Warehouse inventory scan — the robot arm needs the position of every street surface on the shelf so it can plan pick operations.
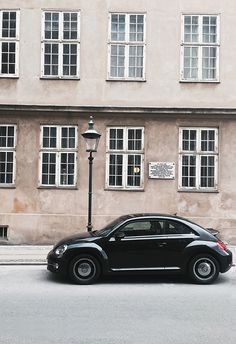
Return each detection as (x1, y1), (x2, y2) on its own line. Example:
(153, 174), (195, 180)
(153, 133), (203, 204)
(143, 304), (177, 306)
(0, 265), (235, 344)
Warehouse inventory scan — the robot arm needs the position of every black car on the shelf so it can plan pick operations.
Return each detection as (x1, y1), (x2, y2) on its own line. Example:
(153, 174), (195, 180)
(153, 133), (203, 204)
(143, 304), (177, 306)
(47, 214), (233, 285)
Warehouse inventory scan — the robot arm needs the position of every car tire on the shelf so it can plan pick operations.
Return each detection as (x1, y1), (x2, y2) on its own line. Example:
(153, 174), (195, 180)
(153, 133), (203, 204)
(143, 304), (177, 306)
(69, 254), (101, 285)
(188, 254), (220, 284)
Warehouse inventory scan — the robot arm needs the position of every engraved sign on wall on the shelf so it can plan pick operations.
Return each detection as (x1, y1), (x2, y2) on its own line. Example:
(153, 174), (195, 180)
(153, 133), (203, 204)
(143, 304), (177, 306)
(149, 162), (175, 179)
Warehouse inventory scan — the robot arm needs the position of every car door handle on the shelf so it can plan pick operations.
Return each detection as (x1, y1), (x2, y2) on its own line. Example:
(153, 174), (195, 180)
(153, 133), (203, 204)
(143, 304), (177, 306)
(158, 242), (167, 247)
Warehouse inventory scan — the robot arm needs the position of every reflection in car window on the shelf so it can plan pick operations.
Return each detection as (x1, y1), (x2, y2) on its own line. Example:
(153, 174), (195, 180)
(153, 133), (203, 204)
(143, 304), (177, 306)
(163, 220), (194, 235)
(95, 216), (129, 236)
(119, 220), (163, 237)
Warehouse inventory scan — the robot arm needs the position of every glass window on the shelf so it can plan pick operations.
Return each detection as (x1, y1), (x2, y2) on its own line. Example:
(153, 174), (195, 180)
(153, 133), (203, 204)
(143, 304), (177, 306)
(108, 13), (146, 80)
(119, 220), (162, 237)
(179, 128), (218, 191)
(0, 125), (16, 186)
(40, 125), (77, 187)
(42, 11), (80, 78)
(181, 15), (219, 81)
(106, 127), (144, 189)
(0, 10), (19, 77)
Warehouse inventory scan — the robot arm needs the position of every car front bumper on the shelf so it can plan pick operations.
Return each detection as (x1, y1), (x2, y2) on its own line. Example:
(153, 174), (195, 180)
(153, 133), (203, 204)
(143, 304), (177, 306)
(47, 250), (67, 275)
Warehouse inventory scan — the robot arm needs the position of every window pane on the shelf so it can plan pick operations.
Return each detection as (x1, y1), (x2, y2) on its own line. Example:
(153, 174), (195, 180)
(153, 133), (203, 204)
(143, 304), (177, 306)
(182, 129), (196, 151)
(110, 45), (125, 77)
(42, 127), (57, 148)
(184, 16), (199, 43)
(200, 156), (215, 188)
(128, 129), (142, 150)
(44, 12), (59, 39)
(111, 14), (125, 41)
(63, 12), (78, 40)
(60, 153), (75, 185)
(109, 154), (123, 186)
(202, 47), (217, 80)
(129, 15), (144, 42)
(183, 47), (198, 79)
(181, 155), (196, 187)
(44, 43), (59, 76)
(2, 11), (17, 38)
(0, 151), (14, 184)
(128, 46), (143, 78)
(203, 16), (217, 43)
(63, 44), (77, 76)
(41, 153), (56, 185)
(127, 154), (141, 187)
(109, 128), (123, 150)
(201, 130), (215, 151)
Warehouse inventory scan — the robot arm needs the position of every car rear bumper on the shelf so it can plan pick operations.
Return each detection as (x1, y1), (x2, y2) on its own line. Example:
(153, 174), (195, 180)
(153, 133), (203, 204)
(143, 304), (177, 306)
(220, 249), (233, 273)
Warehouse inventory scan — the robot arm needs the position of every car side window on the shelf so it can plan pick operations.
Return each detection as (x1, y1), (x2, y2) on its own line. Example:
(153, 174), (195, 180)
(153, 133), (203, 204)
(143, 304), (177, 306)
(163, 220), (194, 235)
(119, 220), (163, 237)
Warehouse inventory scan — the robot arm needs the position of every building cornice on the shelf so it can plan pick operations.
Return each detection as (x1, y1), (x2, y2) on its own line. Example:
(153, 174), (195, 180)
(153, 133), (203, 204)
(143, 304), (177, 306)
(1, 104), (236, 117)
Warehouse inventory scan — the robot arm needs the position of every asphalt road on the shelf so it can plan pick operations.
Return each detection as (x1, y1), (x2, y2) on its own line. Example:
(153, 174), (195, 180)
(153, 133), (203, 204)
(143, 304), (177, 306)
(0, 265), (235, 344)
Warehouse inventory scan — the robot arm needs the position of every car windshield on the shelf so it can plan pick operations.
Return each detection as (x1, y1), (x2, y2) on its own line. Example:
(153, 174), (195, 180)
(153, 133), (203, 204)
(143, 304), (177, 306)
(94, 216), (129, 236)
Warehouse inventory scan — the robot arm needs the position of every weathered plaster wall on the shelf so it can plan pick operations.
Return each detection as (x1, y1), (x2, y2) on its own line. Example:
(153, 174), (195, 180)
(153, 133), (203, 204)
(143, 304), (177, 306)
(0, 0), (236, 107)
(0, 114), (235, 244)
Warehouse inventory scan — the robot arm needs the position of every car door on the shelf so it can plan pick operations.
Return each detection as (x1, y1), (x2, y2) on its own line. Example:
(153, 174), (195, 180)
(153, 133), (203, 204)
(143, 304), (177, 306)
(155, 219), (197, 270)
(103, 218), (167, 271)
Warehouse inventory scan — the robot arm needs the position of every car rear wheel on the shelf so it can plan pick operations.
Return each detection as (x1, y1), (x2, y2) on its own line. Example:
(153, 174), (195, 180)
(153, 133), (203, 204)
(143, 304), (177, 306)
(188, 254), (219, 284)
(69, 254), (101, 285)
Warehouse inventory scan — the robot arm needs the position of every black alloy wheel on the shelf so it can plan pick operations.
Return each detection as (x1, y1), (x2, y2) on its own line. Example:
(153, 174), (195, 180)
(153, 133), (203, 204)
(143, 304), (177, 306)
(188, 254), (220, 284)
(69, 254), (101, 285)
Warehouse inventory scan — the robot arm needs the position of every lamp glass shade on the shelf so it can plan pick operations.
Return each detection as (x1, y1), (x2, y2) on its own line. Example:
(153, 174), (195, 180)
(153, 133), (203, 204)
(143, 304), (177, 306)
(81, 117), (101, 152)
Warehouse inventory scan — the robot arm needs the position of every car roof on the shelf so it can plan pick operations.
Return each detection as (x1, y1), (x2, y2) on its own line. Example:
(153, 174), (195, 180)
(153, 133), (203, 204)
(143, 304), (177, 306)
(123, 213), (189, 221)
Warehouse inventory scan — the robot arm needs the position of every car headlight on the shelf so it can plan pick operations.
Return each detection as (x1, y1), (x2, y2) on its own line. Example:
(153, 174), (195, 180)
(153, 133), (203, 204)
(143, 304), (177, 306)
(54, 244), (68, 257)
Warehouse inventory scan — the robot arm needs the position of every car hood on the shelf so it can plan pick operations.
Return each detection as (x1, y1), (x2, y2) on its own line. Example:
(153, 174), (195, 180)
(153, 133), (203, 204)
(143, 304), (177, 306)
(55, 231), (94, 247)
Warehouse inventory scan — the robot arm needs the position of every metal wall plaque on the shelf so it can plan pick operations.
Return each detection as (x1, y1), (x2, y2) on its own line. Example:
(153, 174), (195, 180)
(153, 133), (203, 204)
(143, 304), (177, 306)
(149, 162), (175, 179)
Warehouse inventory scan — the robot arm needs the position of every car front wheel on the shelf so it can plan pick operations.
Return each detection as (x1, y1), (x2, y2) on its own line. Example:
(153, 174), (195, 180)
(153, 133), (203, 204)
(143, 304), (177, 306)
(189, 254), (219, 284)
(69, 254), (101, 285)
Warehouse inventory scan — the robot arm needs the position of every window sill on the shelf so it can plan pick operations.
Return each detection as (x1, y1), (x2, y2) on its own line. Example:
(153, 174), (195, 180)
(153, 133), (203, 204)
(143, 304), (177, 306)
(178, 188), (219, 193)
(179, 80), (220, 84)
(40, 77), (80, 80)
(0, 75), (19, 79)
(0, 185), (16, 189)
(106, 78), (146, 82)
(38, 186), (78, 190)
(105, 187), (144, 192)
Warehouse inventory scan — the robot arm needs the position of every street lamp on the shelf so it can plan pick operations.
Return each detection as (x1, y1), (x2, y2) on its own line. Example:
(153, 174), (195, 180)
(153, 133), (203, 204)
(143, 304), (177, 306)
(81, 116), (101, 231)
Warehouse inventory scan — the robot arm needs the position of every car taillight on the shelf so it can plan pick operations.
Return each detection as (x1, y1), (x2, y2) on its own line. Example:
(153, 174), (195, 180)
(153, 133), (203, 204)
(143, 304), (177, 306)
(217, 240), (227, 251)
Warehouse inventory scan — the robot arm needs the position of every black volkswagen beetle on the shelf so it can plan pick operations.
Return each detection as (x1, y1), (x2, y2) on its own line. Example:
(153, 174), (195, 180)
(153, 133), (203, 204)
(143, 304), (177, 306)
(47, 214), (233, 284)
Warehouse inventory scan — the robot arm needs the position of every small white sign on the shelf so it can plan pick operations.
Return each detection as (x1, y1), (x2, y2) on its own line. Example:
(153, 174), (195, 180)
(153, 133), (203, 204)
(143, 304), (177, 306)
(149, 162), (175, 179)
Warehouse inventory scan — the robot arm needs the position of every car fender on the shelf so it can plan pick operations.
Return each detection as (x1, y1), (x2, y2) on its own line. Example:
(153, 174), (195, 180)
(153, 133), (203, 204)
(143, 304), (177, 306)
(65, 242), (109, 273)
(182, 240), (218, 269)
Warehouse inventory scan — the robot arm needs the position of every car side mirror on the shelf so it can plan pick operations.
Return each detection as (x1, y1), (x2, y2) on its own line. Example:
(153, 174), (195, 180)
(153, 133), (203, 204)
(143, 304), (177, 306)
(115, 232), (125, 240)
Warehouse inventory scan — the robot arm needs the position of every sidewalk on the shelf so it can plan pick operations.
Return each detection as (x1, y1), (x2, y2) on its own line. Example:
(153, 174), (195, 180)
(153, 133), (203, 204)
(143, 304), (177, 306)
(0, 245), (53, 265)
(0, 244), (235, 266)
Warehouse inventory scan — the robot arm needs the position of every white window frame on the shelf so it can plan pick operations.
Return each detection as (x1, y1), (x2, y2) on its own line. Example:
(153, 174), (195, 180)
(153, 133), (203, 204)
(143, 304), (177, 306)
(39, 125), (78, 187)
(107, 13), (146, 81)
(0, 124), (17, 187)
(178, 127), (218, 191)
(180, 14), (220, 82)
(41, 11), (80, 79)
(0, 10), (20, 77)
(106, 127), (144, 190)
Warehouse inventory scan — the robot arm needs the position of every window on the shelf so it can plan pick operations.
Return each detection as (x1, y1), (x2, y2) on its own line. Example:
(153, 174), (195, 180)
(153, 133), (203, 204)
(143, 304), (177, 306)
(0, 225), (8, 240)
(0, 10), (19, 77)
(41, 11), (80, 78)
(108, 13), (146, 80)
(106, 127), (144, 189)
(119, 220), (162, 237)
(181, 15), (219, 82)
(40, 126), (77, 187)
(179, 128), (218, 191)
(0, 125), (16, 186)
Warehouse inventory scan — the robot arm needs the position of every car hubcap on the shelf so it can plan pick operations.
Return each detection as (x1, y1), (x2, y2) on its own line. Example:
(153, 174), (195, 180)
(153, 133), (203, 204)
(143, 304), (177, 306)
(74, 258), (96, 280)
(197, 262), (212, 277)
(193, 258), (216, 280)
(78, 262), (92, 277)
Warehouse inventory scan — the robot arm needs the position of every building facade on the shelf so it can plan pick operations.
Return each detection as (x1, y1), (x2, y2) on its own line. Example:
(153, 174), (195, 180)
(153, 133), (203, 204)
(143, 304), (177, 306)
(0, 0), (235, 244)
